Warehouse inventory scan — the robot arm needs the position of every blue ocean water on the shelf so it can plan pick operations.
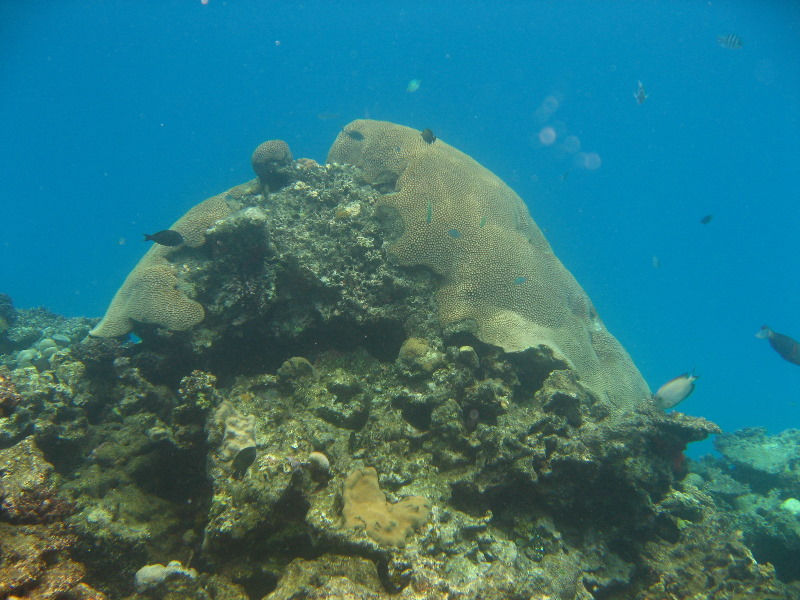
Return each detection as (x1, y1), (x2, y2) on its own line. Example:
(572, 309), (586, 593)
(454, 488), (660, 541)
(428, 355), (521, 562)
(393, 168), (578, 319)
(2, 1), (798, 451)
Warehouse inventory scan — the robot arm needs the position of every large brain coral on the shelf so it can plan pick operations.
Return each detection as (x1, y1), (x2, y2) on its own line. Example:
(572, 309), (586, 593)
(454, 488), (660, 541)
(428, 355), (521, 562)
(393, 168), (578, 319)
(90, 193), (235, 338)
(328, 119), (649, 407)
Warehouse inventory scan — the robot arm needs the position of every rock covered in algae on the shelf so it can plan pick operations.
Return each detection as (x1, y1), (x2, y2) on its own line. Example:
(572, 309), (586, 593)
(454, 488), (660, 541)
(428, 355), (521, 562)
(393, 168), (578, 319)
(0, 436), (74, 524)
(0, 437), (105, 599)
(328, 119), (649, 408)
(691, 427), (800, 584)
(211, 400), (257, 477)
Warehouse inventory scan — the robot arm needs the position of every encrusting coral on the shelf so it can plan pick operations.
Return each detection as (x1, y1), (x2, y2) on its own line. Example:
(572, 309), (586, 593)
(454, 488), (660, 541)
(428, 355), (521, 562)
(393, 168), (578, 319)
(342, 467), (430, 547)
(328, 119), (649, 408)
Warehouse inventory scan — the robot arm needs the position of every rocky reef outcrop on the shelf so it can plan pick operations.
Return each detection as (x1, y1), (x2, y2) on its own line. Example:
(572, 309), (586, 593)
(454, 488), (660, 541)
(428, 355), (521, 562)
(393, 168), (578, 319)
(692, 427), (800, 587)
(0, 122), (795, 599)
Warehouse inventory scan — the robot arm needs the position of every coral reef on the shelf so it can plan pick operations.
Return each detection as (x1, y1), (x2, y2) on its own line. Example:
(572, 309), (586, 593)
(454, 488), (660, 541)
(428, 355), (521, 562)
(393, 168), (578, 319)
(0, 297), (92, 370)
(251, 139), (294, 191)
(0, 124), (795, 599)
(0, 437), (106, 599)
(211, 400), (257, 477)
(692, 427), (800, 585)
(89, 193), (237, 337)
(328, 120), (649, 408)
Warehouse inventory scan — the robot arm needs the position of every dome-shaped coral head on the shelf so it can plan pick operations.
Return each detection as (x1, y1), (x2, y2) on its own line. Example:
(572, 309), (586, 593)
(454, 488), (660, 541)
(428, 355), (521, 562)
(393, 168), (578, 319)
(251, 139), (293, 191)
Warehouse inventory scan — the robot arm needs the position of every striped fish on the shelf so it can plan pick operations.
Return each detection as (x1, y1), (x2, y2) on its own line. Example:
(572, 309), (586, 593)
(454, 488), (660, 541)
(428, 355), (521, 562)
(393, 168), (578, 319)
(717, 33), (743, 49)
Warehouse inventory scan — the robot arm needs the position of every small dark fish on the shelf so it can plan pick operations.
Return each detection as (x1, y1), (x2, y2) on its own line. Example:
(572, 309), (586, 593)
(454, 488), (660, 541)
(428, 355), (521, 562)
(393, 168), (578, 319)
(232, 446), (257, 479)
(756, 326), (800, 366)
(717, 33), (743, 50)
(700, 214), (713, 225)
(634, 80), (648, 105)
(345, 129), (364, 141)
(143, 230), (184, 246)
(421, 128), (436, 144)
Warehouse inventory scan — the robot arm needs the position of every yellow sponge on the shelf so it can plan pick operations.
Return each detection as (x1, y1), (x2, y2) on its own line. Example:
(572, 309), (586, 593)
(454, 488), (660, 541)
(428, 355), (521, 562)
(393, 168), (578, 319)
(342, 467), (430, 547)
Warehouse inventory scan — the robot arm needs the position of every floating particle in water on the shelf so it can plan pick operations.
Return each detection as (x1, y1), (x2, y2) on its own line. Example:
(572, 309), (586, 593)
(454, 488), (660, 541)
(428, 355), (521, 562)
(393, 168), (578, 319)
(582, 153), (602, 170)
(534, 95), (560, 121)
(717, 33), (743, 49)
(538, 126), (556, 146)
(652, 256), (660, 269)
(563, 136), (581, 153)
(634, 80), (648, 104)
(700, 214), (713, 225)
(406, 78), (422, 93)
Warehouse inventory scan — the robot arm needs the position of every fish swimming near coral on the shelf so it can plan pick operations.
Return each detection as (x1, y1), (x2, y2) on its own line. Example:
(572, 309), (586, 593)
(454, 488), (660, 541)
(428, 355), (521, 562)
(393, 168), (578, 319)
(634, 81), (648, 105)
(654, 371), (699, 410)
(345, 129), (365, 141)
(421, 128), (436, 144)
(406, 78), (422, 93)
(756, 326), (800, 366)
(143, 230), (184, 246)
(717, 33), (743, 50)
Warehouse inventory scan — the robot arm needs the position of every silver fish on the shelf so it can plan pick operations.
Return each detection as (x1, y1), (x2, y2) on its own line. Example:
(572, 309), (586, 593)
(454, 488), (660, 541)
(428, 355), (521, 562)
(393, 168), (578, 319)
(717, 33), (743, 50)
(654, 371), (699, 410)
(634, 80), (648, 105)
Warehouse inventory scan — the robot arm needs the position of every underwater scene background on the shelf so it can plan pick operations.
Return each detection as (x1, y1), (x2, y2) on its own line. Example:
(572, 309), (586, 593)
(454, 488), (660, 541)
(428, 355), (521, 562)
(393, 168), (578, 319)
(3, 1), (799, 444)
(1, 2), (800, 599)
